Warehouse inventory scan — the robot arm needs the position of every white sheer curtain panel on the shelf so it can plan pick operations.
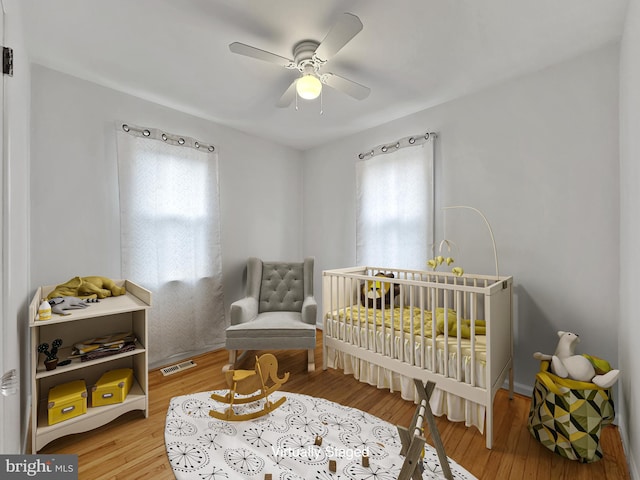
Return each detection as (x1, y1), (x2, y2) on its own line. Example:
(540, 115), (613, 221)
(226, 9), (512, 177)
(356, 138), (434, 269)
(116, 126), (225, 367)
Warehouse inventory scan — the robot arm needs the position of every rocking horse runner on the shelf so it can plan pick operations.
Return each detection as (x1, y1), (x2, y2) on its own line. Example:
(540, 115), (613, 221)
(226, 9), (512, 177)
(209, 353), (289, 421)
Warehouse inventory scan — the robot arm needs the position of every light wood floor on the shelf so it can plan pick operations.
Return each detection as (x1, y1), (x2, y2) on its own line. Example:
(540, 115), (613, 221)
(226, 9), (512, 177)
(38, 334), (630, 479)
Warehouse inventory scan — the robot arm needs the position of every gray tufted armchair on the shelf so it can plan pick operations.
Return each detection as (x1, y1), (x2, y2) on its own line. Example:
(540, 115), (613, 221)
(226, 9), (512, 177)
(224, 257), (317, 371)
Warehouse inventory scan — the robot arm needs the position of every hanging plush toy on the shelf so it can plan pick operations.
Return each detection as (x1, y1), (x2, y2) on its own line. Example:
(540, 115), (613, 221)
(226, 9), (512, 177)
(533, 331), (620, 388)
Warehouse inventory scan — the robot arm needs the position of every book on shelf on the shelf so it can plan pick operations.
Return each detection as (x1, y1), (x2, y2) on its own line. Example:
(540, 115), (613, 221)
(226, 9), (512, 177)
(70, 332), (137, 359)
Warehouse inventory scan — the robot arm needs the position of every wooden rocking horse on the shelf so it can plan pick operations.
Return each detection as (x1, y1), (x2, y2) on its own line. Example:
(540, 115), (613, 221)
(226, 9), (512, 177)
(209, 353), (289, 421)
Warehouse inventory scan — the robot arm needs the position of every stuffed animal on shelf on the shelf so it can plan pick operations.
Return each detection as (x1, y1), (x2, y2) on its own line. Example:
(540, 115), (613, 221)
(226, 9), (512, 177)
(47, 276), (125, 300)
(48, 296), (99, 315)
(533, 331), (620, 388)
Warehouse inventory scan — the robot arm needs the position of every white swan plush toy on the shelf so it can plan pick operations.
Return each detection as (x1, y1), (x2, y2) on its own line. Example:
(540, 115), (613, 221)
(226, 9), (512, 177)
(533, 331), (620, 389)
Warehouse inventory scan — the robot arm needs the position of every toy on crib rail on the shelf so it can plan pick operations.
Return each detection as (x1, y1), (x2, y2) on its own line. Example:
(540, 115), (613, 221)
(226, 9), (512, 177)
(209, 353), (289, 421)
(533, 331), (620, 388)
(361, 272), (400, 309)
(46, 276), (125, 300)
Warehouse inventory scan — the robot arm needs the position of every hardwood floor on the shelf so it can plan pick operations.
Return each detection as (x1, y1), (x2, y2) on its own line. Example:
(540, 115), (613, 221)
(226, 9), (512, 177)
(38, 335), (630, 479)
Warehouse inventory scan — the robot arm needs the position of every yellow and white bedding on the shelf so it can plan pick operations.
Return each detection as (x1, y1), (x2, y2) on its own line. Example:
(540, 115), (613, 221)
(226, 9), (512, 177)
(324, 307), (488, 433)
(329, 305), (486, 339)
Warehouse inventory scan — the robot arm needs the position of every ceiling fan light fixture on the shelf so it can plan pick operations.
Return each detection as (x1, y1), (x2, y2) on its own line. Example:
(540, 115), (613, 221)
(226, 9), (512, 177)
(296, 74), (322, 100)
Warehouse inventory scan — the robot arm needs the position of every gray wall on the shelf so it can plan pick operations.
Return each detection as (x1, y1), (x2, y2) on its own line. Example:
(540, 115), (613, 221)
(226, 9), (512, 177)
(30, 65), (304, 331)
(619, 0), (640, 476)
(303, 44), (620, 396)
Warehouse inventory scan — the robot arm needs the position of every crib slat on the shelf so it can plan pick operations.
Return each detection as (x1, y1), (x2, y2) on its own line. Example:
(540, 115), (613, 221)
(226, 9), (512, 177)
(399, 283), (405, 364)
(389, 277), (395, 360)
(456, 290), (463, 382)
(407, 285), (413, 366)
(443, 284), (449, 379)
(330, 275), (335, 323)
(372, 287), (377, 354)
(419, 286), (425, 369)
(337, 276), (342, 340)
(348, 277), (354, 344)
(470, 291), (477, 387)
(431, 287), (437, 375)
(363, 280), (369, 351)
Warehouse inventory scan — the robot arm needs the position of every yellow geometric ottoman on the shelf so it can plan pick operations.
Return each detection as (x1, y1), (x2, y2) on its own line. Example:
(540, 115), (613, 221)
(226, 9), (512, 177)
(527, 361), (615, 463)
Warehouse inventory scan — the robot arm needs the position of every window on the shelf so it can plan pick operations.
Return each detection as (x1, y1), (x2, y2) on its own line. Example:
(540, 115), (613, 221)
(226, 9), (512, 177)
(356, 138), (434, 269)
(116, 127), (224, 367)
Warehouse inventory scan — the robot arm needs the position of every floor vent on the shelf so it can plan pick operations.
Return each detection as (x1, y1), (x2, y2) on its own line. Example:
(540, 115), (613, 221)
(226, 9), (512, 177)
(160, 360), (197, 376)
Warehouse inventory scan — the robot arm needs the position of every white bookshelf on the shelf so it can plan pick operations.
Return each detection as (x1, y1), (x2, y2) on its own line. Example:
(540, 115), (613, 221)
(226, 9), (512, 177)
(29, 280), (151, 452)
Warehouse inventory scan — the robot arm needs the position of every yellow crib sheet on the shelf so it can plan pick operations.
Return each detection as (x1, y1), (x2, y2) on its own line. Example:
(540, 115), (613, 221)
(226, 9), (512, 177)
(329, 305), (486, 339)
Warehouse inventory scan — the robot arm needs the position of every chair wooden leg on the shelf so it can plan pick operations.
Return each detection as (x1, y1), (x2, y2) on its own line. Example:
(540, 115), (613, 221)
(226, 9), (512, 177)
(307, 349), (315, 372)
(223, 350), (253, 372)
(222, 350), (238, 372)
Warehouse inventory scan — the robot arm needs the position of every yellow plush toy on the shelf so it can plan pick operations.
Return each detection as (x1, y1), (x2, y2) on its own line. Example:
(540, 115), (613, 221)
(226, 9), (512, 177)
(47, 276), (126, 300)
(435, 308), (486, 338)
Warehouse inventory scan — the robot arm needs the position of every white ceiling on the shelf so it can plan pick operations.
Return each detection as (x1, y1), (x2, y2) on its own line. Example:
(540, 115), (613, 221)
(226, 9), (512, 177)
(21, 0), (629, 150)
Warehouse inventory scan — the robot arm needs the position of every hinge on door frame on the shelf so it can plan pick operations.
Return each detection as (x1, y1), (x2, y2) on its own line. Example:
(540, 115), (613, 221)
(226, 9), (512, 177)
(3, 46), (14, 77)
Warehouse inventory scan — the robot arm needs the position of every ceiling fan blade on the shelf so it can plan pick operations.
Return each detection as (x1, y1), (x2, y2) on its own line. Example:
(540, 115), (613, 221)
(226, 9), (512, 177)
(314, 13), (363, 62)
(276, 79), (298, 107)
(321, 73), (370, 100)
(229, 42), (294, 68)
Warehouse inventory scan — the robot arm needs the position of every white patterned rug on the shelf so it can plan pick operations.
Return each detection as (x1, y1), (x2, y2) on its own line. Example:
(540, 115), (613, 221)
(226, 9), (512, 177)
(165, 390), (477, 480)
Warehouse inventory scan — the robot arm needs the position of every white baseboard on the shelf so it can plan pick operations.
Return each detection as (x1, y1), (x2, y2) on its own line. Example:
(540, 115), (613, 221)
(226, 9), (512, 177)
(617, 413), (638, 480)
(630, 455), (638, 480)
(501, 378), (532, 397)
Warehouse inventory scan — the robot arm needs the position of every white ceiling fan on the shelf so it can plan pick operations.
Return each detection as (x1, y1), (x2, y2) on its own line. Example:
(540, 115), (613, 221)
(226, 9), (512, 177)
(229, 12), (371, 107)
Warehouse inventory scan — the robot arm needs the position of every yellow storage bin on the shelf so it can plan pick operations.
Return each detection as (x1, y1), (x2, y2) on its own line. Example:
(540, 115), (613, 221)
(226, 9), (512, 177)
(47, 380), (87, 425)
(92, 368), (133, 406)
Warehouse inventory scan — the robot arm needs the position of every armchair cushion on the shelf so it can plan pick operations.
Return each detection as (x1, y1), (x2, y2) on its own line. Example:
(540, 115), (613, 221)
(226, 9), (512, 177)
(225, 312), (316, 350)
(259, 262), (304, 312)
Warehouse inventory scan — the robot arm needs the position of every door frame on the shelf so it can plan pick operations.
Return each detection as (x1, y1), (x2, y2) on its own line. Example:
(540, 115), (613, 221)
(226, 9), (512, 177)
(0, 0), (22, 454)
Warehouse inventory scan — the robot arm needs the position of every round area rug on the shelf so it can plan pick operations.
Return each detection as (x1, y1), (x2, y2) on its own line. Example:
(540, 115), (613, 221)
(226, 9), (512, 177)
(165, 390), (477, 479)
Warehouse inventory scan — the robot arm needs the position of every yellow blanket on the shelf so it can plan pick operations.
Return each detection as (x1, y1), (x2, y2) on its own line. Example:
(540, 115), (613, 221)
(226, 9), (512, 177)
(331, 306), (485, 339)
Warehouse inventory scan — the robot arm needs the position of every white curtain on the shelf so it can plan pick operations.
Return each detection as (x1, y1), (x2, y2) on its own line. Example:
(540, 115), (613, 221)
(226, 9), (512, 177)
(116, 127), (225, 367)
(356, 138), (434, 269)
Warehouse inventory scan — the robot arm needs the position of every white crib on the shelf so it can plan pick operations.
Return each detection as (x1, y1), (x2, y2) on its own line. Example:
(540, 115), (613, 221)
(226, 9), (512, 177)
(322, 266), (513, 449)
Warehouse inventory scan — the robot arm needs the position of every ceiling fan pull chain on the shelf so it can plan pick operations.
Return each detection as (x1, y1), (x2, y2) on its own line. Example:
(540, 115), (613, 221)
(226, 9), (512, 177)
(320, 89), (323, 115)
